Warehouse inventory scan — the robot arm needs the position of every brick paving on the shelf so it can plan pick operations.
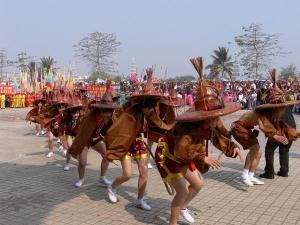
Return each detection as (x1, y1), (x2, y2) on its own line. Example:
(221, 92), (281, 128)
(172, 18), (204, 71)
(1, 108), (300, 225)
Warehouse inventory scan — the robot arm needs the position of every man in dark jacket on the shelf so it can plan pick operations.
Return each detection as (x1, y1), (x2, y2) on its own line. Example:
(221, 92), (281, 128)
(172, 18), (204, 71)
(260, 106), (296, 178)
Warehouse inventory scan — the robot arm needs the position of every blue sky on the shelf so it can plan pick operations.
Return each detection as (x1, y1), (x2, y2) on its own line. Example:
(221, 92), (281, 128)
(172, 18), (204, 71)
(1, 0), (299, 78)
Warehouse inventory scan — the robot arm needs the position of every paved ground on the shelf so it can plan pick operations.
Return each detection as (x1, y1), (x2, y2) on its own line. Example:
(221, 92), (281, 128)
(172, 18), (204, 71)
(1, 108), (300, 225)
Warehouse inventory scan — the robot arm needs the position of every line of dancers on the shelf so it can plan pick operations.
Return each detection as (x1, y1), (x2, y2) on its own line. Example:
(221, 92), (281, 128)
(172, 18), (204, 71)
(26, 57), (300, 225)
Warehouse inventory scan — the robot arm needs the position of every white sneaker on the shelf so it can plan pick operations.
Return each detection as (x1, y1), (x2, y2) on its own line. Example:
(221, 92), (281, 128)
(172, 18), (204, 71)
(75, 179), (84, 188)
(242, 174), (254, 186)
(46, 152), (54, 158)
(35, 132), (40, 136)
(147, 162), (153, 169)
(63, 164), (70, 171)
(41, 130), (45, 135)
(136, 198), (151, 211)
(250, 176), (265, 185)
(58, 145), (64, 152)
(180, 208), (194, 223)
(107, 187), (118, 203)
(99, 177), (112, 187)
(57, 139), (61, 144)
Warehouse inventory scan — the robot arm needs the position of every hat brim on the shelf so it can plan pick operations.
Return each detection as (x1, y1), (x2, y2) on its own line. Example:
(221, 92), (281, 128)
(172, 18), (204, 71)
(176, 102), (242, 122)
(255, 100), (300, 110)
(90, 103), (121, 109)
(63, 105), (83, 112)
(51, 102), (69, 106)
(160, 97), (181, 107)
(33, 99), (47, 105)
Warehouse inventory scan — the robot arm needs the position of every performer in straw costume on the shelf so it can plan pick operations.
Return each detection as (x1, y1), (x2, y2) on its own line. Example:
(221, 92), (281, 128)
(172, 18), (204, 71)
(105, 68), (174, 210)
(25, 98), (47, 136)
(62, 95), (83, 171)
(154, 57), (243, 225)
(231, 69), (300, 186)
(69, 83), (120, 188)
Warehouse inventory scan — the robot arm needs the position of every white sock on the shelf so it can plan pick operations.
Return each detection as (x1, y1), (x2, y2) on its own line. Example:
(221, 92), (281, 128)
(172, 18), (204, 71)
(100, 176), (106, 179)
(243, 169), (249, 176)
(249, 172), (254, 178)
(138, 197), (146, 203)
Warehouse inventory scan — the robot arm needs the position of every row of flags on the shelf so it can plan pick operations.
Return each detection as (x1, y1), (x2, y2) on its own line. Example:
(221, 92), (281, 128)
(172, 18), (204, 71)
(10, 70), (76, 94)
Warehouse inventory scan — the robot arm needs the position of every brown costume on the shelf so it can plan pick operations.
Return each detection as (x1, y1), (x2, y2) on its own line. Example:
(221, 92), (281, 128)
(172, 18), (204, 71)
(68, 110), (113, 155)
(25, 99), (47, 123)
(106, 68), (174, 161)
(155, 56), (242, 182)
(69, 83), (120, 156)
(147, 103), (176, 143)
(231, 69), (300, 150)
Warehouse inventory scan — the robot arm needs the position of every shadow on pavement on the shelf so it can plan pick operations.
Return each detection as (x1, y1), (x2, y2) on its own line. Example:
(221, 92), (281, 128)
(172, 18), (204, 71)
(205, 170), (249, 192)
(0, 159), (177, 225)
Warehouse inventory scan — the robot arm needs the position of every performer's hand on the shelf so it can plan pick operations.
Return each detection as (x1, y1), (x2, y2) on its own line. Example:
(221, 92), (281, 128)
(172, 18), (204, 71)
(273, 135), (289, 145)
(233, 147), (244, 163)
(204, 156), (221, 170)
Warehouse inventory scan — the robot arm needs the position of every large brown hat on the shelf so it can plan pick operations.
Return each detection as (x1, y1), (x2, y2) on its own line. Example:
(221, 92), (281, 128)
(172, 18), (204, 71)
(62, 93), (83, 112)
(176, 57), (242, 122)
(91, 80), (121, 109)
(255, 69), (300, 110)
(49, 88), (69, 106)
(128, 68), (167, 101)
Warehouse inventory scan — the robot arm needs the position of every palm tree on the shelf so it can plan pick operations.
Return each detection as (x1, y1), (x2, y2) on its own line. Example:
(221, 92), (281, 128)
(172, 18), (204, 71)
(28, 61), (36, 82)
(206, 47), (233, 79)
(40, 56), (55, 73)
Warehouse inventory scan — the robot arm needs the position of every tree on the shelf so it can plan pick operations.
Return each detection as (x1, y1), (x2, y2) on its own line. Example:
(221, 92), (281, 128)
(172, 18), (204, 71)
(40, 56), (55, 73)
(206, 47), (233, 78)
(28, 61), (37, 82)
(235, 24), (287, 79)
(279, 64), (297, 80)
(73, 32), (121, 73)
(166, 75), (196, 82)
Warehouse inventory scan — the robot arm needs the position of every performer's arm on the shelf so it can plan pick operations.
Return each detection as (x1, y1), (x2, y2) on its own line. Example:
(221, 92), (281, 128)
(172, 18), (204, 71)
(69, 114), (96, 156)
(212, 118), (239, 158)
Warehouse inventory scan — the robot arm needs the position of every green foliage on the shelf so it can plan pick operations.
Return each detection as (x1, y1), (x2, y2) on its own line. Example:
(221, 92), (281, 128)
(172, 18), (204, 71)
(40, 56), (55, 72)
(88, 71), (112, 81)
(206, 73), (219, 80)
(166, 75), (196, 82)
(206, 47), (233, 78)
(279, 64), (297, 80)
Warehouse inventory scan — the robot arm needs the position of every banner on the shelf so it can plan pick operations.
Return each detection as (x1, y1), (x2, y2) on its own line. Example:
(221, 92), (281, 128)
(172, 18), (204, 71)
(0, 86), (15, 94)
(87, 85), (106, 95)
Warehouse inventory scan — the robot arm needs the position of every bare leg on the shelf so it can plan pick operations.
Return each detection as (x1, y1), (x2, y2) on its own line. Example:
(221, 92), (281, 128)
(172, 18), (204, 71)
(78, 147), (88, 180)
(248, 146), (262, 172)
(93, 141), (109, 177)
(35, 124), (40, 134)
(182, 170), (203, 208)
(169, 178), (189, 225)
(111, 159), (132, 189)
(136, 158), (148, 199)
(65, 135), (73, 164)
(48, 132), (54, 153)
